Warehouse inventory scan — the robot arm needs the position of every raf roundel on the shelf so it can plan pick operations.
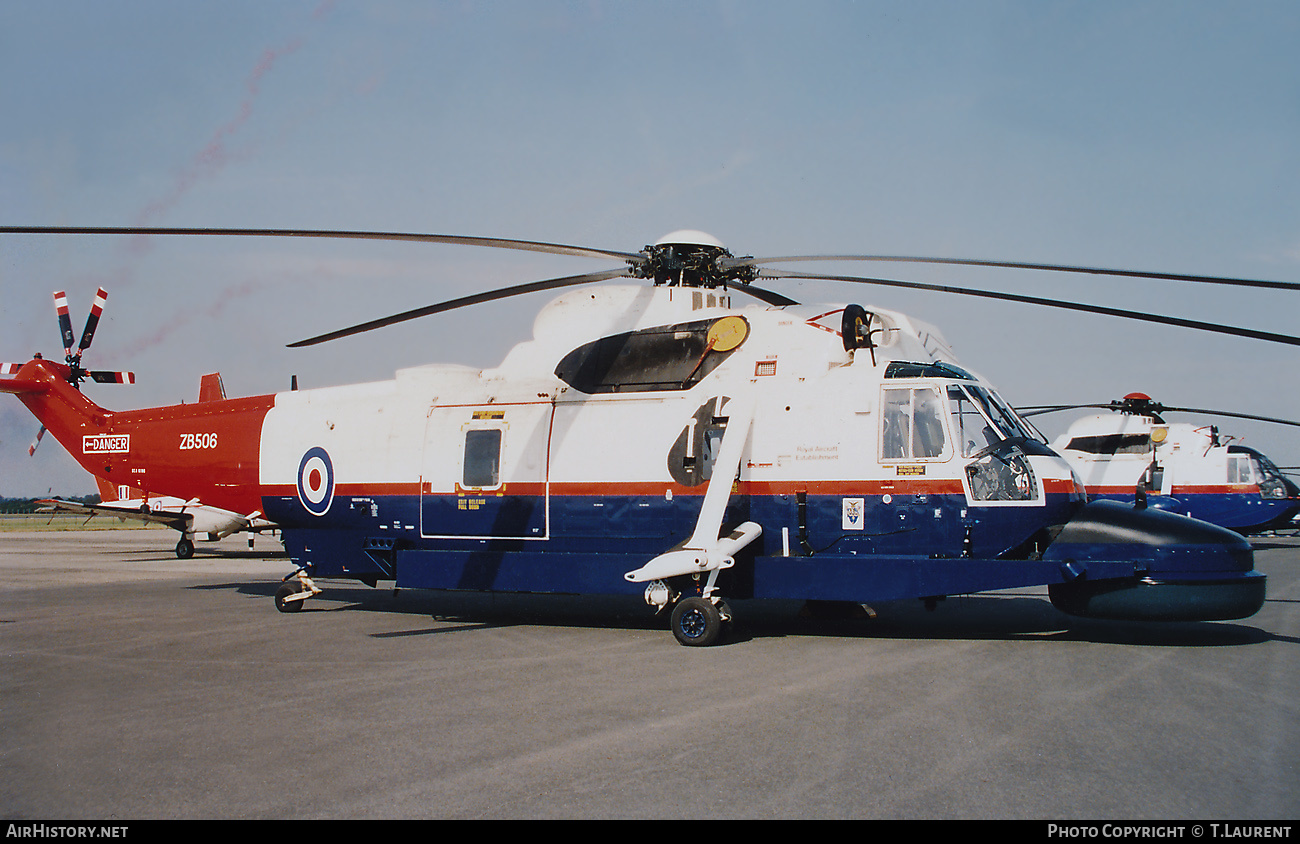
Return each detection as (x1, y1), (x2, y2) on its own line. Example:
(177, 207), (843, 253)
(297, 447), (335, 516)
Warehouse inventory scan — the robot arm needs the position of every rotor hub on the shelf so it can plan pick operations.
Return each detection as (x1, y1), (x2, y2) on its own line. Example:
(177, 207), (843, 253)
(630, 230), (758, 289)
(1114, 393), (1166, 421)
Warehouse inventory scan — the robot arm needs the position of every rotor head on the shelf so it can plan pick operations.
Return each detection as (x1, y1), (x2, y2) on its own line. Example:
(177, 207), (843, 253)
(631, 231), (758, 289)
(1113, 393), (1166, 421)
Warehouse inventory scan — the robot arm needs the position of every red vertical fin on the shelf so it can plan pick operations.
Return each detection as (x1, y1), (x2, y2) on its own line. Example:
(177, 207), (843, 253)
(198, 373), (227, 403)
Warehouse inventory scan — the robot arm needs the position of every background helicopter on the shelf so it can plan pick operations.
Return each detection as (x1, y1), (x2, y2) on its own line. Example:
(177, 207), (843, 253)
(2, 226), (1295, 644)
(1018, 394), (1300, 534)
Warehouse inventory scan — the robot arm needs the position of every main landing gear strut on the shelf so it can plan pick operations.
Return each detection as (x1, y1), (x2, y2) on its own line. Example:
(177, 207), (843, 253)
(626, 394), (757, 646)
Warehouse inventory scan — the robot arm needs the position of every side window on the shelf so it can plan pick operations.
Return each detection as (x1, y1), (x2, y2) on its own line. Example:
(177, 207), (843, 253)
(463, 429), (502, 488)
(882, 387), (948, 461)
(1227, 454), (1252, 485)
(882, 389), (911, 459)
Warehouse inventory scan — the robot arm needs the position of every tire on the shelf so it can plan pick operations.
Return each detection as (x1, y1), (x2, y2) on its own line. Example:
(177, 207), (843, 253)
(670, 596), (723, 647)
(275, 580), (306, 613)
(175, 538), (194, 559)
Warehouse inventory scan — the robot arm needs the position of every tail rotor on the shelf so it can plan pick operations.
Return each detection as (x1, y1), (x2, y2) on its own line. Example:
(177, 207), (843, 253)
(27, 426), (45, 457)
(51, 288), (135, 390)
(0, 288), (135, 456)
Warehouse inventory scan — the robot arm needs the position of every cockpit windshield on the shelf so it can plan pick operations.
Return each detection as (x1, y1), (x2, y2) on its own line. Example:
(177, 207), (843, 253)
(1252, 453), (1292, 500)
(947, 384), (1045, 458)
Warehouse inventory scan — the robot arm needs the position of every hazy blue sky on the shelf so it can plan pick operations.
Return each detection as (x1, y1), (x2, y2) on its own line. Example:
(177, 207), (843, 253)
(2, 0), (1298, 496)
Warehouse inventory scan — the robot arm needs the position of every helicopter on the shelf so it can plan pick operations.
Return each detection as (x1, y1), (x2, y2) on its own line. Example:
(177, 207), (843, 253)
(1018, 394), (1300, 535)
(2, 225), (1295, 646)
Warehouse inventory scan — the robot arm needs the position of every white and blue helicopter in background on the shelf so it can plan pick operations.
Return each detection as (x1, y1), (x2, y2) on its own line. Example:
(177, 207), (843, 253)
(1019, 394), (1300, 535)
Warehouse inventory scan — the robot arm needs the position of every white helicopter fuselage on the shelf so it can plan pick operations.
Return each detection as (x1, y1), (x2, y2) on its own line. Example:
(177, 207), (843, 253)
(255, 285), (1087, 596)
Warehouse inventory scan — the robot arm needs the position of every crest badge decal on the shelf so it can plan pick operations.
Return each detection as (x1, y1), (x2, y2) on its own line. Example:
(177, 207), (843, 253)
(842, 497), (864, 530)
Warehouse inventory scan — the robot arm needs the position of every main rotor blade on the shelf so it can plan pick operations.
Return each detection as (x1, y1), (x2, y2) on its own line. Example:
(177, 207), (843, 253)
(1017, 403), (1300, 428)
(88, 371), (136, 385)
(758, 268), (1300, 347)
(1151, 406), (1300, 428)
(1016, 404), (1114, 417)
(728, 254), (1300, 292)
(28, 425), (45, 457)
(0, 226), (646, 265)
(288, 267), (631, 347)
(733, 284), (798, 307)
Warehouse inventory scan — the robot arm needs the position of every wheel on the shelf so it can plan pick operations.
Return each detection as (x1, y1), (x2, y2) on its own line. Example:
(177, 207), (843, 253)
(274, 580), (306, 613)
(175, 537), (194, 559)
(670, 596), (723, 647)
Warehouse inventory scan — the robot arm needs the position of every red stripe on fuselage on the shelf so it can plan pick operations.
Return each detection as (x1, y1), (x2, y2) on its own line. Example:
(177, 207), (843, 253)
(265, 476), (1078, 501)
(262, 479), (976, 499)
(1088, 483), (1259, 495)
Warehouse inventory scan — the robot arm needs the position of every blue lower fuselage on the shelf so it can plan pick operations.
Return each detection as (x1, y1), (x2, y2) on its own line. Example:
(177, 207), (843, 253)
(262, 489), (1260, 617)
(1090, 490), (1300, 534)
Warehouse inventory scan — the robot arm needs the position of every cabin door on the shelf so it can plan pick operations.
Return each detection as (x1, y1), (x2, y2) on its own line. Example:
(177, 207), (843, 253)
(419, 403), (553, 539)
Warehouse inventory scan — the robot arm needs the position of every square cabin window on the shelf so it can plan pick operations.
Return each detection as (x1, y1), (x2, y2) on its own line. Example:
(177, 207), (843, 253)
(881, 386), (948, 461)
(1227, 454), (1253, 485)
(463, 429), (502, 488)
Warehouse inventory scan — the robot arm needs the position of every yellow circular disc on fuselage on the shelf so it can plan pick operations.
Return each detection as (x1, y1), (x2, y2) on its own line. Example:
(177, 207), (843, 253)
(707, 315), (749, 352)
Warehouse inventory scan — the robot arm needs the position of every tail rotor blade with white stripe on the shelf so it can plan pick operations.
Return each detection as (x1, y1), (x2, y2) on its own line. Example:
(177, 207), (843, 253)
(76, 287), (109, 361)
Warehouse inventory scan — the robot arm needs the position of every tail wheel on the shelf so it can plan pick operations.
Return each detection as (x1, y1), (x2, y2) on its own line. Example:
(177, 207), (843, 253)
(274, 580), (306, 613)
(670, 596), (724, 647)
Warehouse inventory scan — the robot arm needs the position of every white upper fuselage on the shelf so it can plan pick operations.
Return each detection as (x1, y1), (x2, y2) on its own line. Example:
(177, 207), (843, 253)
(255, 284), (1078, 540)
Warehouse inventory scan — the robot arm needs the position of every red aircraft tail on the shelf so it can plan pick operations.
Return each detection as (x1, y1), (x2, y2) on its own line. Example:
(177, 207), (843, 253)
(1, 358), (118, 478)
(3, 356), (275, 515)
(4, 290), (274, 516)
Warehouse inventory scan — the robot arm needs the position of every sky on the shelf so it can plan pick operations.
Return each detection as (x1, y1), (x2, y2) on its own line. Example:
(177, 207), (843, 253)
(1, 0), (1298, 497)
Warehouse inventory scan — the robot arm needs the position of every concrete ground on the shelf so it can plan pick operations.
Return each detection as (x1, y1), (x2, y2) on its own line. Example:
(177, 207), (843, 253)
(1, 529), (1296, 819)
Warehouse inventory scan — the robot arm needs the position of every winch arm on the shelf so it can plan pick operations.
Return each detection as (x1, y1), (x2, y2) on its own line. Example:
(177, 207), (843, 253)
(625, 395), (761, 583)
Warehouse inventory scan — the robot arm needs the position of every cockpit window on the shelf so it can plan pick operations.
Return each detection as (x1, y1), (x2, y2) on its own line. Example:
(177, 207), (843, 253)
(884, 361), (976, 381)
(882, 386), (949, 460)
(1228, 454), (1253, 484)
(1232, 447), (1292, 499)
(947, 384), (1044, 457)
(948, 387), (1000, 457)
